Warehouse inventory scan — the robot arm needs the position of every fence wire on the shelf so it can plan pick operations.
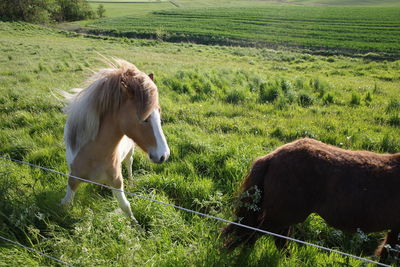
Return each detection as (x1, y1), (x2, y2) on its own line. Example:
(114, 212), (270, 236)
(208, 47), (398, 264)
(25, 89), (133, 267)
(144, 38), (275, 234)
(0, 235), (73, 266)
(0, 155), (391, 267)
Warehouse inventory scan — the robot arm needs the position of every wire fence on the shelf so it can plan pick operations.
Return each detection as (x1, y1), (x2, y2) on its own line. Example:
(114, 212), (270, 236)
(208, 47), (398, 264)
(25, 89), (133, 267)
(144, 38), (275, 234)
(0, 235), (73, 266)
(0, 155), (391, 267)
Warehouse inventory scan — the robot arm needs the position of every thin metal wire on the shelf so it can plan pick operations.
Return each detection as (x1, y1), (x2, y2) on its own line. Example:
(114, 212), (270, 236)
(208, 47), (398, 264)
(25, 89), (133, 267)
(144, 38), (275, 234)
(0, 155), (390, 267)
(0, 235), (73, 267)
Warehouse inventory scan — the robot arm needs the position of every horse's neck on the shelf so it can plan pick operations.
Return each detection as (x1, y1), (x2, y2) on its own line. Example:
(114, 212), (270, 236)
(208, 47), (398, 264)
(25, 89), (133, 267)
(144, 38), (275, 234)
(68, 114), (125, 179)
(93, 114), (124, 159)
(74, 114), (124, 164)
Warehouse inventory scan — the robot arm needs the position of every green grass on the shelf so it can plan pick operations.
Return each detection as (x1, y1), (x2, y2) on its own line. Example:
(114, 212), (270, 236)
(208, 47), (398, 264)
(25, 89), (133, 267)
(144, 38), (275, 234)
(285, 0), (400, 5)
(81, 5), (400, 58)
(88, 2), (174, 18)
(1, 21), (400, 266)
(88, 0), (400, 7)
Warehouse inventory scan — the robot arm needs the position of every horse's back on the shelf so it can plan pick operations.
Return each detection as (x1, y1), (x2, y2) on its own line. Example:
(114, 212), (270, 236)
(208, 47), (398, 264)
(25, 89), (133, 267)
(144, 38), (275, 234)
(270, 138), (400, 176)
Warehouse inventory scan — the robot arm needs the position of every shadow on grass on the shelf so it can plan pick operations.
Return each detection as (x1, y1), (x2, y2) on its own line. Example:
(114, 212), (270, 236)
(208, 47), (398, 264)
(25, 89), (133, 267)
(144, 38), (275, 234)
(0, 188), (80, 247)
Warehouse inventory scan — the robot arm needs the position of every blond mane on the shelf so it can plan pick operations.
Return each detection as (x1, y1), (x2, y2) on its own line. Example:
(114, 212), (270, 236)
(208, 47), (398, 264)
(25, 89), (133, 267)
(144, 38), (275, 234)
(62, 59), (159, 165)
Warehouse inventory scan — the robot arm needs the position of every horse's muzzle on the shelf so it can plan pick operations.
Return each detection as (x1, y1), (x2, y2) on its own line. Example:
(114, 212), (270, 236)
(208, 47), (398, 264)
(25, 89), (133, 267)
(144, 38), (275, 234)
(149, 152), (169, 164)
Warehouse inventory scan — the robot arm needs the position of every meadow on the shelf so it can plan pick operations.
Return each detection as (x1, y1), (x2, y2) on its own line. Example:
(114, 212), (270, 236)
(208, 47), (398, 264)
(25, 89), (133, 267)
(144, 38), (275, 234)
(81, 4), (400, 58)
(1, 0), (400, 266)
(87, 2), (174, 18)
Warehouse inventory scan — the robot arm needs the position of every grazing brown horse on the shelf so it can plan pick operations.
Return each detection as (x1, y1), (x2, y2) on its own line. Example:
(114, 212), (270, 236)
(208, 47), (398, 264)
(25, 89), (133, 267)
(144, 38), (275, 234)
(60, 59), (170, 224)
(223, 138), (400, 261)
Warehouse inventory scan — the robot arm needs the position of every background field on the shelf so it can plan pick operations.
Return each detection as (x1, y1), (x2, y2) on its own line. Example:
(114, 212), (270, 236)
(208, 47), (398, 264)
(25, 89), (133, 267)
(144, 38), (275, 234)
(87, 2), (173, 18)
(88, 0), (400, 7)
(79, 1), (400, 59)
(86, 0), (400, 19)
(1, 0), (400, 266)
(83, 5), (400, 58)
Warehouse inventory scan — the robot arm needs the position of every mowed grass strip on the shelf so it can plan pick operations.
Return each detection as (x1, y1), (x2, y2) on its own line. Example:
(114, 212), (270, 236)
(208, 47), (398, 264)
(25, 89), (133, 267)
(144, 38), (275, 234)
(85, 5), (400, 57)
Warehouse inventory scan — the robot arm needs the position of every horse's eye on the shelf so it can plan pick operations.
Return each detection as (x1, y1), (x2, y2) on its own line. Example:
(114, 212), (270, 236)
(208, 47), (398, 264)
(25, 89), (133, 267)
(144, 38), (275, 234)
(143, 117), (150, 123)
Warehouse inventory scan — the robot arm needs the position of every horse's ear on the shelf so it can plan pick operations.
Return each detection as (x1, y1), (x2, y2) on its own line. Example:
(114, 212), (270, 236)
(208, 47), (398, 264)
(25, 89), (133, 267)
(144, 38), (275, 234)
(148, 73), (154, 81)
(120, 77), (134, 98)
(121, 80), (128, 90)
(120, 77), (128, 91)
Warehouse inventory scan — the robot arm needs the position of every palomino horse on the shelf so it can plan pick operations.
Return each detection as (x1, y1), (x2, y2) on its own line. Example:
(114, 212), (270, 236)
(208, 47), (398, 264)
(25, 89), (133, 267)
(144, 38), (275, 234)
(60, 59), (170, 224)
(223, 138), (400, 261)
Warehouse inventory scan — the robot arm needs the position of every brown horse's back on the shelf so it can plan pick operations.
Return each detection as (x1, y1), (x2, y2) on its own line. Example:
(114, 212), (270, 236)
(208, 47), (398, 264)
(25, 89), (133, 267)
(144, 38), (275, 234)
(264, 138), (400, 232)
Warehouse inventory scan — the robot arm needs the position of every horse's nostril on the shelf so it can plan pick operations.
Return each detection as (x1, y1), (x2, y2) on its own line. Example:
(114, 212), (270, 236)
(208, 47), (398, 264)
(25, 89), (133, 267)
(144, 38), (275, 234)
(160, 155), (165, 162)
(150, 154), (158, 163)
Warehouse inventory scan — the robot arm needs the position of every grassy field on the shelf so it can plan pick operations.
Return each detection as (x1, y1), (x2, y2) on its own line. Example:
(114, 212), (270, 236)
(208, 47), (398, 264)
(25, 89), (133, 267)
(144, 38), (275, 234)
(88, 2), (174, 18)
(80, 4), (400, 58)
(1, 20), (400, 266)
(89, 0), (400, 7)
(286, 0), (400, 5)
(85, 0), (400, 20)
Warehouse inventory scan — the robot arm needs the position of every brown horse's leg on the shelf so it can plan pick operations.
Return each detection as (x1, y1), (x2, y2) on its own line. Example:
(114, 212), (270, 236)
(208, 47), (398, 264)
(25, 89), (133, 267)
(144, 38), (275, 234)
(259, 217), (291, 251)
(222, 226), (260, 251)
(274, 227), (291, 252)
(376, 230), (399, 262)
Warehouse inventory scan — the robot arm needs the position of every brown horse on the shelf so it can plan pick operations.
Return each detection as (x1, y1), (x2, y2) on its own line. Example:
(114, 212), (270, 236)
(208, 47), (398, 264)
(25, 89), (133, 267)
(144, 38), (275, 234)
(60, 59), (170, 224)
(223, 138), (400, 260)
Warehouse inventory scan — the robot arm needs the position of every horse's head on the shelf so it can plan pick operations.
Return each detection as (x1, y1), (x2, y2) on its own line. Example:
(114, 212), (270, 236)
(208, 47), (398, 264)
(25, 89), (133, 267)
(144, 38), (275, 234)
(117, 65), (170, 164)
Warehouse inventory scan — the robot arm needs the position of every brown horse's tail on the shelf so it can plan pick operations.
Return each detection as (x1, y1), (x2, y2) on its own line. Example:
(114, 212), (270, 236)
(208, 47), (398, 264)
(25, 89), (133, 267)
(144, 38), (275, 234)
(222, 154), (271, 250)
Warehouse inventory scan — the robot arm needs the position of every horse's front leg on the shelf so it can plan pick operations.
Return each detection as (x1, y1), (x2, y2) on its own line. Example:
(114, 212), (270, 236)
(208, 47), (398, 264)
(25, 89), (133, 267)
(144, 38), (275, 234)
(120, 137), (135, 180)
(61, 175), (81, 206)
(123, 147), (134, 180)
(112, 176), (139, 225)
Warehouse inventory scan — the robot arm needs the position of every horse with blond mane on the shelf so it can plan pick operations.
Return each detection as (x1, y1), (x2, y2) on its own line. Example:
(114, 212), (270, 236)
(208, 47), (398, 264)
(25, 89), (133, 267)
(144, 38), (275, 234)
(61, 59), (170, 224)
(223, 138), (400, 261)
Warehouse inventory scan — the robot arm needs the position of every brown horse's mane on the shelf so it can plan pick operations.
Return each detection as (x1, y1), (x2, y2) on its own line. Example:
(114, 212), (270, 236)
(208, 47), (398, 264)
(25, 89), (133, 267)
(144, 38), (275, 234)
(62, 58), (159, 156)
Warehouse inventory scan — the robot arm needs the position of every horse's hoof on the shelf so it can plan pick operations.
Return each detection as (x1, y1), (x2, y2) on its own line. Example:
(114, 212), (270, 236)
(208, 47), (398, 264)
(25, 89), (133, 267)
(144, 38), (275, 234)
(130, 220), (139, 227)
(129, 217), (141, 227)
(130, 219), (145, 235)
(60, 199), (72, 208)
